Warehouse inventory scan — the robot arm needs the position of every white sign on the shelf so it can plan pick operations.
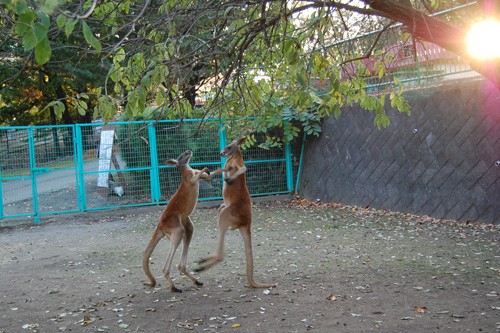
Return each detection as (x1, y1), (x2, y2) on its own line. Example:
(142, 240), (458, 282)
(97, 130), (115, 188)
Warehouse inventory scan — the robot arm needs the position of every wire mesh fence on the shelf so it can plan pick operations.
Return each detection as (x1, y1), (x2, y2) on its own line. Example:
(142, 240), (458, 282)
(0, 119), (296, 225)
(0, 125), (79, 218)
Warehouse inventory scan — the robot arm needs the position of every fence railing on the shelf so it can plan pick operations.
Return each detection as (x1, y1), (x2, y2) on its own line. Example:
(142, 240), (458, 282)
(330, 2), (482, 91)
(0, 119), (296, 224)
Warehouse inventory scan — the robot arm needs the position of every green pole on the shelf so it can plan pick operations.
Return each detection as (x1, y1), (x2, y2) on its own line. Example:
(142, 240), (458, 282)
(75, 124), (86, 212)
(285, 141), (294, 192)
(28, 127), (40, 223)
(219, 124), (227, 185)
(0, 152), (3, 219)
(148, 122), (160, 204)
(294, 132), (307, 193)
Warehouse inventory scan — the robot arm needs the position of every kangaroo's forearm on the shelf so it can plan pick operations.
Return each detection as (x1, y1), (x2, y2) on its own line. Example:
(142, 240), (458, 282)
(226, 165), (246, 181)
(203, 168), (224, 180)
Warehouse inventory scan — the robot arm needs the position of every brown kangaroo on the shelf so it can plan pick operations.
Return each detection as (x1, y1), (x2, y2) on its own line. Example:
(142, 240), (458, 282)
(142, 150), (211, 292)
(195, 138), (276, 289)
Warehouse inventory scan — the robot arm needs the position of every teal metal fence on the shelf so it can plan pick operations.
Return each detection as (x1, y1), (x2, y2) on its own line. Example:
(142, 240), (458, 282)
(0, 119), (296, 224)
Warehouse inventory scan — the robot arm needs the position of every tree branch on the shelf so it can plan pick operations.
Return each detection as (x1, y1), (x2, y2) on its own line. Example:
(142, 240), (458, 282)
(362, 0), (500, 87)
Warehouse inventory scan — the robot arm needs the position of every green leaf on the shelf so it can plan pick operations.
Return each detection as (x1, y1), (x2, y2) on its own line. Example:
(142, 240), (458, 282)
(52, 101), (65, 118)
(374, 60), (386, 78)
(374, 112), (390, 129)
(34, 37), (51, 64)
(64, 19), (77, 37)
(76, 100), (88, 115)
(137, 86), (147, 109)
(22, 28), (38, 51)
(14, 1), (29, 14)
(309, 91), (323, 104)
(379, 95), (385, 108)
(141, 73), (151, 86)
(113, 82), (122, 94)
(16, 11), (35, 36)
(56, 14), (66, 29)
(283, 39), (299, 65)
(114, 48), (126, 63)
(82, 21), (102, 53)
(39, 0), (61, 14)
(33, 21), (48, 42)
(155, 90), (165, 106)
(296, 69), (307, 86)
(37, 12), (50, 29)
(95, 96), (116, 121)
(108, 64), (121, 82)
(22, 16), (48, 52)
(332, 104), (341, 118)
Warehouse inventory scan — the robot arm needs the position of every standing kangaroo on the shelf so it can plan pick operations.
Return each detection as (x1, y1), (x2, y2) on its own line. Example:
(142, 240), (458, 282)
(142, 150), (211, 292)
(195, 138), (276, 289)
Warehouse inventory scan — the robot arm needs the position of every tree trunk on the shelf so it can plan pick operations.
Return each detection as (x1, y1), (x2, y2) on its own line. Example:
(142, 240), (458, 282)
(362, 0), (500, 88)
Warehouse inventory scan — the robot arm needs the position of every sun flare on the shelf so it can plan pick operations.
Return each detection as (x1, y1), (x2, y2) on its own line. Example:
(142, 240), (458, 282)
(466, 19), (500, 60)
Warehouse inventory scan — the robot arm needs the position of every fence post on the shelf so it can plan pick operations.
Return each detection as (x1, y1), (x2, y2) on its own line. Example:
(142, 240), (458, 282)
(294, 132), (307, 193)
(75, 124), (86, 212)
(218, 124), (227, 186)
(28, 127), (40, 223)
(0, 157), (3, 219)
(148, 122), (161, 204)
(285, 141), (294, 192)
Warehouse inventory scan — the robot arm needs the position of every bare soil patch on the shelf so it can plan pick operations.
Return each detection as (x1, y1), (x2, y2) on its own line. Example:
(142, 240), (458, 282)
(1, 198), (498, 333)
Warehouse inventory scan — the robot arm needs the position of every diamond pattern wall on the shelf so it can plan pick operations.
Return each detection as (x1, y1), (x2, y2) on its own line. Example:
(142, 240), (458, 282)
(299, 80), (500, 224)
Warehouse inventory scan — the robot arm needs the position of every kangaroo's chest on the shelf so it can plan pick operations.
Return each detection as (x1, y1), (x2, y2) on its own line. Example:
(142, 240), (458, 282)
(225, 165), (236, 178)
(225, 159), (243, 178)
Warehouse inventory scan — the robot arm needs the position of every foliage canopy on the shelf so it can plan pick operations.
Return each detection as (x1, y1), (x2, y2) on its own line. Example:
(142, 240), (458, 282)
(1, 0), (497, 145)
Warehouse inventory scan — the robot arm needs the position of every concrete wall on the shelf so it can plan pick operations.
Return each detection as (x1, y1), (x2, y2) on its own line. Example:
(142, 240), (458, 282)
(298, 80), (500, 224)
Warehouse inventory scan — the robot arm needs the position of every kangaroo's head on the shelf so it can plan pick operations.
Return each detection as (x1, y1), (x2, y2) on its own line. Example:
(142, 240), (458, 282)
(220, 137), (246, 157)
(167, 150), (193, 170)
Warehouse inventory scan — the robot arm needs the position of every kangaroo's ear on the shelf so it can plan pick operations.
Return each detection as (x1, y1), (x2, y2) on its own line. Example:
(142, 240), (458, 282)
(166, 159), (178, 166)
(237, 136), (247, 145)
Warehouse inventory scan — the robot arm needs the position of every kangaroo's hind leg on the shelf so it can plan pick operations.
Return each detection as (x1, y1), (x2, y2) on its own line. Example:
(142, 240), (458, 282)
(162, 225), (184, 292)
(177, 217), (203, 287)
(239, 223), (276, 289)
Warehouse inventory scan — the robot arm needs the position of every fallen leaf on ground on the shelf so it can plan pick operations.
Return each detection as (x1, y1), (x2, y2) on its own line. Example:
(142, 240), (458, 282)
(82, 314), (93, 326)
(326, 294), (337, 301)
(176, 321), (194, 330)
(415, 306), (427, 314)
(22, 324), (38, 330)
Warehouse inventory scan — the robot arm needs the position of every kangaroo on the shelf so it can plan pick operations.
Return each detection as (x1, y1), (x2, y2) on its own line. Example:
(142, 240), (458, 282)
(142, 150), (211, 292)
(195, 138), (276, 289)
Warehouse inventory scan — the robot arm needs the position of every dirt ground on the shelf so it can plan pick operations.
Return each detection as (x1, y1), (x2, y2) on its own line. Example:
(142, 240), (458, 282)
(0, 198), (498, 333)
